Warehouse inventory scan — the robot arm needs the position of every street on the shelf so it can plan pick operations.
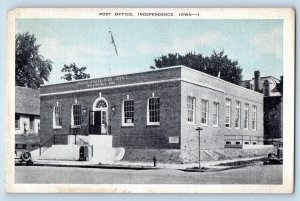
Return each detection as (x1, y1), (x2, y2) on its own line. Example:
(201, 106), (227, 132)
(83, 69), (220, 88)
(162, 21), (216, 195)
(15, 164), (282, 184)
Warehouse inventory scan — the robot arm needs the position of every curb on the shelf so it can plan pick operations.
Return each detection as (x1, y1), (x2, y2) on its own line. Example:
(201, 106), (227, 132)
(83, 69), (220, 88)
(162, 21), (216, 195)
(17, 163), (160, 170)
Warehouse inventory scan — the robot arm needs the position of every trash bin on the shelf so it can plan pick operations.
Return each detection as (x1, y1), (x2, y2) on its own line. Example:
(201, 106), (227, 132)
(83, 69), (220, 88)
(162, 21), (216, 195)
(79, 146), (89, 161)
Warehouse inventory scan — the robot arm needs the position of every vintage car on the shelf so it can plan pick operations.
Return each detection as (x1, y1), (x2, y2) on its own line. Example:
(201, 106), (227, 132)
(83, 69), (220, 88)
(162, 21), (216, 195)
(15, 143), (34, 165)
(265, 142), (283, 165)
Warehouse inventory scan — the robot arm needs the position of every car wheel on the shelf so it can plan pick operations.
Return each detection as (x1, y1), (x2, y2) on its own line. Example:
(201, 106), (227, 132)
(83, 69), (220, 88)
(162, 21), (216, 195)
(21, 152), (31, 162)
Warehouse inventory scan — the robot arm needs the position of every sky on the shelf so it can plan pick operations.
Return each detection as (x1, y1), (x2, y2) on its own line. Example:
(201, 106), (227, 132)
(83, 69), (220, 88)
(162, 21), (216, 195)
(16, 19), (283, 84)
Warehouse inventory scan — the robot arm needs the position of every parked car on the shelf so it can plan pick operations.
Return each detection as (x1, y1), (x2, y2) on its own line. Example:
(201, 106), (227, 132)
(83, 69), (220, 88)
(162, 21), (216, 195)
(264, 142), (283, 165)
(15, 143), (33, 165)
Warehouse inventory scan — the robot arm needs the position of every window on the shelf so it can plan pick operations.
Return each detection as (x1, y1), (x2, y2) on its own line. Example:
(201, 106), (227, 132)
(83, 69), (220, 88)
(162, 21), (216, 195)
(72, 104), (82, 126)
(187, 96), (195, 123)
(252, 105), (257, 130)
(225, 99), (231, 128)
(15, 115), (20, 129)
(53, 106), (62, 128)
(201, 100), (208, 125)
(123, 99), (134, 126)
(96, 99), (107, 108)
(244, 104), (249, 129)
(29, 116), (34, 130)
(212, 102), (219, 126)
(148, 97), (160, 125)
(235, 101), (241, 128)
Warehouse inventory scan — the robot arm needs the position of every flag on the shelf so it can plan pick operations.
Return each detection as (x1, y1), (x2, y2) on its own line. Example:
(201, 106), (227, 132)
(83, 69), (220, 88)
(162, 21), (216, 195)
(108, 29), (118, 56)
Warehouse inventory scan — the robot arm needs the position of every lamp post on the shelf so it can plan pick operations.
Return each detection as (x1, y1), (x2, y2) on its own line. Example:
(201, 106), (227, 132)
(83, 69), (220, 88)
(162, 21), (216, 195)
(195, 127), (203, 169)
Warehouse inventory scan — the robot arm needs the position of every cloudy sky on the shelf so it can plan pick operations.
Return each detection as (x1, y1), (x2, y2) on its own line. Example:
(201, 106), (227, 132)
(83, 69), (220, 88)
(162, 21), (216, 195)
(16, 19), (283, 84)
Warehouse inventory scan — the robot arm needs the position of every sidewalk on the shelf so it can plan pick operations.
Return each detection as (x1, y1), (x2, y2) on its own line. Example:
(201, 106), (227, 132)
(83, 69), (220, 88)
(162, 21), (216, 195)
(31, 156), (266, 170)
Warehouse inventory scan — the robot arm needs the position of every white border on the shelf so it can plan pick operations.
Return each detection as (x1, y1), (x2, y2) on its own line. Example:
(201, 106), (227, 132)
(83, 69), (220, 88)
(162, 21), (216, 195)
(5, 8), (295, 193)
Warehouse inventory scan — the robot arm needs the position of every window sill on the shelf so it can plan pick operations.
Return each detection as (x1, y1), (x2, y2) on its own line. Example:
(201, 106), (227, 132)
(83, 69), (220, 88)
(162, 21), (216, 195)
(187, 122), (196, 125)
(201, 124), (208, 127)
(121, 124), (134, 127)
(212, 125), (219, 128)
(53, 127), (62, 130)
(147, 122), (160, 126)
(71, 125), (81, 129)
(226, 127), (231, 129)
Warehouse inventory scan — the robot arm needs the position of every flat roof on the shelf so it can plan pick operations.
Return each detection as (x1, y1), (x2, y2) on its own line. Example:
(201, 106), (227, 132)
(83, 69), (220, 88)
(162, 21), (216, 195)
(40, 65), (263, 97)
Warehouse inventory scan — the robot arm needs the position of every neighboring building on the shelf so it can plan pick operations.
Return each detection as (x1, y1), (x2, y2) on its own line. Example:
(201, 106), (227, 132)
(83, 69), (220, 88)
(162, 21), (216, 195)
(15, 86), (40, 135)
(264, 96), (282, 142)
(39, 66), (264, 156)
(240, 71), (281, 96)
(240, 71), (283, 143)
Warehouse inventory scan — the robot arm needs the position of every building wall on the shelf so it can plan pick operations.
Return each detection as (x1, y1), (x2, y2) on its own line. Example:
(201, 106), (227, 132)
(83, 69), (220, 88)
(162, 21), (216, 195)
(15, 114), (40, 135)
(40, 66), (264, 151)
(264, 96), (282, 140)
(180, 68), (264, 150)
(40, 81), (181, 149)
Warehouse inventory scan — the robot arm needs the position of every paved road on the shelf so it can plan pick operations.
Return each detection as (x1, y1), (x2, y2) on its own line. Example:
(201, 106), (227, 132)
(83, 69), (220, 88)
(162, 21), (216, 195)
(15, 164), (282, 184)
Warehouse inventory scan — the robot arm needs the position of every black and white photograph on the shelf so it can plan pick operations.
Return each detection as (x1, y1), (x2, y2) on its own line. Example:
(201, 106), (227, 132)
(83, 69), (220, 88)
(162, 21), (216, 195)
(5, 8), (295, 193)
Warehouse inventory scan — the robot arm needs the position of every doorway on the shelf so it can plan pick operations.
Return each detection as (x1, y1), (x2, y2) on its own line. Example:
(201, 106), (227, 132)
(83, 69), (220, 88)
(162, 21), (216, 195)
(89, 97), (109, 135)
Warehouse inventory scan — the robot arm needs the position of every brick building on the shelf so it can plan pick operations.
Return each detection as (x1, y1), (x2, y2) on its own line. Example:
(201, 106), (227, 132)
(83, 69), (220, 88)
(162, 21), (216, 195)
(39, 66), (264, 158)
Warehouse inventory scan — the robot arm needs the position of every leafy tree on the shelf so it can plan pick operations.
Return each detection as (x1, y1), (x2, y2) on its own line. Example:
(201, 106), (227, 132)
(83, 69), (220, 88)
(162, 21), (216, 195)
(61, 63), (90, 81)
(150, 50), (243, 85)
(15, 32), (53, 89)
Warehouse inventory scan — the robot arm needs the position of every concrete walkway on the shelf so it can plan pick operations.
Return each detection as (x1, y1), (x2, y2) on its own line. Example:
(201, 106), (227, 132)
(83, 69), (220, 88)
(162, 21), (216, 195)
(31, 156), (265, 170)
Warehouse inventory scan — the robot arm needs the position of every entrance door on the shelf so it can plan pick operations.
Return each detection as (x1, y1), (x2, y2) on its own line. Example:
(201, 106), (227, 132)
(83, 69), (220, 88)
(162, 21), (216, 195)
(100, 111), (107, 134)
(94, 110), (107, 134)
(89, 111), (101, 134)
(92, 97), (109, 135)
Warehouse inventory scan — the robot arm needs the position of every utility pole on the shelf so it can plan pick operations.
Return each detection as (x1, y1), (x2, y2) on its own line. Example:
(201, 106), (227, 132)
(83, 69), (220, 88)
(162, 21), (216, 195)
(195, 127), (203, 169)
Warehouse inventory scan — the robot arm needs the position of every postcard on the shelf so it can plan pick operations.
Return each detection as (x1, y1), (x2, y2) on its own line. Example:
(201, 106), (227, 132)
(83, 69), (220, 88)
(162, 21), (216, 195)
(5, 8), (295, 193)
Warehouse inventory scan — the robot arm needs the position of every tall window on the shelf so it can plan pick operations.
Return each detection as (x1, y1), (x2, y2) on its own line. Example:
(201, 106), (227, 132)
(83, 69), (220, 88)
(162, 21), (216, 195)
(123, 99), (134, 126)
(29, 116), (34, 130)
(148, 97), (160, 125)
(201, 100), (208, 125)
(235, 101), (241, 128)
(225, 99), (231, 128)
(15, 115), (20, 129)
(187, 96), (195, 123)
(72, 104), (82, 126)
(213, 102), (219, 126)
(252, 105), (257, 130)
(53, 105), (62, 128)
(244, 104), (249, 129)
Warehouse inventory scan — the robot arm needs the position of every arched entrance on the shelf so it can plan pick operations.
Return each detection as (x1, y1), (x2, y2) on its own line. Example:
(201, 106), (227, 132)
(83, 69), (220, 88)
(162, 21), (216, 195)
(89, 97), (109, 135)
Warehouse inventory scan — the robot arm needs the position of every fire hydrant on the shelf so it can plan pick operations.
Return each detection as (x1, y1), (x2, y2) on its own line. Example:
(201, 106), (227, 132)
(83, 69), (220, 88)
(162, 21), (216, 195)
(153, 156), (157, 167)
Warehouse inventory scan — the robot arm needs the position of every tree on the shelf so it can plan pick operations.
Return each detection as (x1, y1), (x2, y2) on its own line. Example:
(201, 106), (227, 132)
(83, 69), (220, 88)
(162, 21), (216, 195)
(15, 32), (53, 89)
(61, 63), (90, 81)
(150, 50), (243, 85)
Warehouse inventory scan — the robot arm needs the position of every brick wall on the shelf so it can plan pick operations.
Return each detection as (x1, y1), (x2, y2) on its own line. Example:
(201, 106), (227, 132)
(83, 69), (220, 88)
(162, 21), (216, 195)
(40, 81), (181, 149)
(180, 67), (264, 150)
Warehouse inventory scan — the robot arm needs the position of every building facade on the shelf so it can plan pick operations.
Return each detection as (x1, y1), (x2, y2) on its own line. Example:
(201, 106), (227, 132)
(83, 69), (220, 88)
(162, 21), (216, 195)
(40, 66), (264, 151)
(15, 86), (40, 136)
(240, 71), (283, 143)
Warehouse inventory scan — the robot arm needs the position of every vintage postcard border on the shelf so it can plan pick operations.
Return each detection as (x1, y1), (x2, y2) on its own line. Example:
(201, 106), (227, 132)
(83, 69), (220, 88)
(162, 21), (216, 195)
(5, 8), (295, 193)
